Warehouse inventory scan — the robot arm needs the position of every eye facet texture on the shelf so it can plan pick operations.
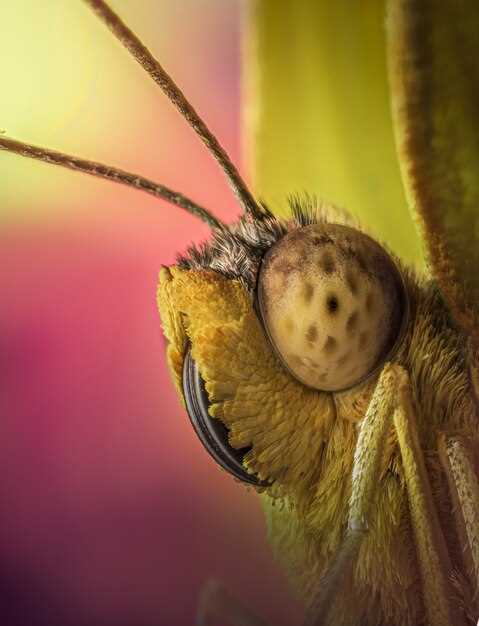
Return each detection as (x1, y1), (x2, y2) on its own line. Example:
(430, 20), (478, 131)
(257, 224), (408, 391)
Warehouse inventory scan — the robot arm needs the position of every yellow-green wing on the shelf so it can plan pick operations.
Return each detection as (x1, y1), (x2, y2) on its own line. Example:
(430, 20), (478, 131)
(245, 0), (423, 266)
(387, 0), (479, 341)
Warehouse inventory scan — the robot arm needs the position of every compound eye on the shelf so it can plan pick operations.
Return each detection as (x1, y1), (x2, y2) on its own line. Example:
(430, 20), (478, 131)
(182, 346), (267, 486)
(257, 223), (408, 392)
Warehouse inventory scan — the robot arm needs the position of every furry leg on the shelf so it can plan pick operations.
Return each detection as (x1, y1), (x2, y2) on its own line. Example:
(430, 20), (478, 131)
(304, 364), (466, 626)
(304, 364), (397, 626)
(438, 435), (479, 615)
(392, 366), (465, 626)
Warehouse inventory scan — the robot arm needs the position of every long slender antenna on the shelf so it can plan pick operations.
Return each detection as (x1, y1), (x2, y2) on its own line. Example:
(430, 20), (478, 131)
(0, 136), (224, 229)
(83, 0), (262, 219)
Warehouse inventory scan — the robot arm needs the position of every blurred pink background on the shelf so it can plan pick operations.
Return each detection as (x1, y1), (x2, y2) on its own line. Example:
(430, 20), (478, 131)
(0, 2), (302, 625)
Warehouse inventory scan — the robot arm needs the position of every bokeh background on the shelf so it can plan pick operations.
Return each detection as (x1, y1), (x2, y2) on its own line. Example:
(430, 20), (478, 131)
(0, 2), (303, 625)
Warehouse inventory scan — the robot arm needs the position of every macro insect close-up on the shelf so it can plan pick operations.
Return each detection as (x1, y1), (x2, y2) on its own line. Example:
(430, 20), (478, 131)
(2, 1), (479, 626)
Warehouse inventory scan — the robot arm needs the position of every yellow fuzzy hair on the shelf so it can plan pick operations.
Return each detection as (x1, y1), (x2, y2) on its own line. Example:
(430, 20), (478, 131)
(157, 264), (478, 626)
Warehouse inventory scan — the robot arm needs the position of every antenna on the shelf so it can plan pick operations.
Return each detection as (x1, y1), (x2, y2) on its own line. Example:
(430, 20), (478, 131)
(82, 0), (262, 218)
(0, 136), (224, 229)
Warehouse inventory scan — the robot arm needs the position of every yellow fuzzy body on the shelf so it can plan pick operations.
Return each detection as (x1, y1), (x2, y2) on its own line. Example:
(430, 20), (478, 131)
(158, 260), (478, 626)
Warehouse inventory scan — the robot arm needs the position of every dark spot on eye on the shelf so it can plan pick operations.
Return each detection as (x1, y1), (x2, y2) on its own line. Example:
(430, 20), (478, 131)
(365, 291), (375, 313)
(336, 352), (350, 368)
(302, 282), (314, 304)
(346, 311), (359, 334)
(345, 269), (358, 295)
(323, 335), (337, 354)
(358, 331), (369, 350)
(305, 324), (318, 344)
(326, 294), (339, 314)
(320, 252), (336, 274)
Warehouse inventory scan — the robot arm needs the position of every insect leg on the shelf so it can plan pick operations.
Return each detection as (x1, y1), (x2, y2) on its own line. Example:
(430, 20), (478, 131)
(305, 364), (466, 626)
(304, 364), (397, 626)
(196, 579), (269, 626)
(392, 366), (466, 626)
(438, 435), (479, 618)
